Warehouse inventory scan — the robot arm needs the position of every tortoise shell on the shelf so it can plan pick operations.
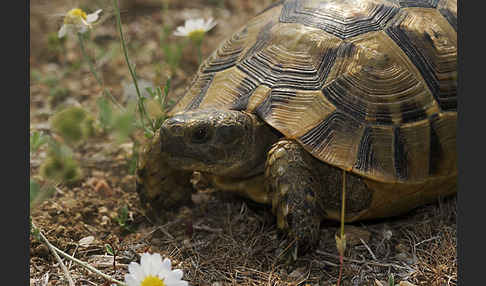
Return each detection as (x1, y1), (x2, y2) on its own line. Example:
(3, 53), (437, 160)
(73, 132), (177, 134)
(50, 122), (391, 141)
(169, 0), (457, 184)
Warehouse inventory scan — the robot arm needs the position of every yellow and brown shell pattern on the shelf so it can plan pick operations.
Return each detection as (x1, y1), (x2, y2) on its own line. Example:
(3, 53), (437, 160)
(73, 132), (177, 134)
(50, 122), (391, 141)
(169, 0), (457, 184)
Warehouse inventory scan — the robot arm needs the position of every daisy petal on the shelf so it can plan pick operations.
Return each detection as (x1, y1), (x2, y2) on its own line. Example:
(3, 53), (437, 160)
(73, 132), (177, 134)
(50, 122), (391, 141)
(128, 262), (145, 281)
(125, 253), (188, 286)
(173, 17), (217, 37)
(171, 280), (189, 286)
(148, 253), (163, 274)
(173, 27), (186, 36)
(162, 258), (172, 270)
(172, 269), (183, 280)
(86, 9), (102, 23)
(124, 275), (138, 286)
(140, 253), (151, 266)
(58, 25), (67, 38)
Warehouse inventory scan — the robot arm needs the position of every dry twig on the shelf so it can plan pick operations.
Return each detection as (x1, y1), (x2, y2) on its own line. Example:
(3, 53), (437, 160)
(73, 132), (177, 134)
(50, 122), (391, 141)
(31, 221), (75, 286)
(31, 220), (127, 286)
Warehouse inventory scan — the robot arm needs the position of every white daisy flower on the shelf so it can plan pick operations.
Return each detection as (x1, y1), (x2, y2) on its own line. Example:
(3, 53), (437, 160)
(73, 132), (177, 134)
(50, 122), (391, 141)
(124, 253), (188, 286)
(58, 8), (103, 38)
(173, 18), (217, 40)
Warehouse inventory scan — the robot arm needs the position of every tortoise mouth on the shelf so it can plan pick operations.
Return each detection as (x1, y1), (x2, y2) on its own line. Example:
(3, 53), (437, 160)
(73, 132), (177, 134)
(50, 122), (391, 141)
(162, 152), (221, 173)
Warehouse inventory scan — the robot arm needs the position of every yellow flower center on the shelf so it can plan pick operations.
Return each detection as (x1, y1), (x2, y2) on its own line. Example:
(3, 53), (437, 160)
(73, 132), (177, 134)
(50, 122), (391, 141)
(64, 8), (87, 24)
(68, 8), (87, 19)
(188, 30), (205, 44)
(140, 275), (166, 286)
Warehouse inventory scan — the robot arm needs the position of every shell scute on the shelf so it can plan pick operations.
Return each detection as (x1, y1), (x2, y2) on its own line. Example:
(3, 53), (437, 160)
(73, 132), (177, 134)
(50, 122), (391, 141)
(170, 0), (457, 183)
(280, 0), (400, 39)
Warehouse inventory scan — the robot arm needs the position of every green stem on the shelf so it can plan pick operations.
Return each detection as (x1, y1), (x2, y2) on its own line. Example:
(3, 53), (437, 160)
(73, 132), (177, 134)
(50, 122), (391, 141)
(197, 43), (202, 66)
(113, 0), (153, 132)
(337, 255), (343, 286)
(336, 170), (346, 286)
(77, 33), (123, 111)
(340, 170), (346, 238)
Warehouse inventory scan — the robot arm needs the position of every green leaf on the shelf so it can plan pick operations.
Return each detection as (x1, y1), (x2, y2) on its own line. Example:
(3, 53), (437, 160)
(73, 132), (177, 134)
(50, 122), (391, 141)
(30, 180), (56, 209)
(116, 206), (128, 226)
(30, 217), (40, 238)
(115, 205), (135, 233)
(40, 142), (81, 183)
(145, 87), (156, 99)
(30, 131), (48, 153)
(50, 106), (95, 145)
(40, 155), (81, 183)
(127, 153), (138, 175)
(47, 31), (65, 53)
(97, 96), (113, 130)
(43, 75), (59, 88)
(154, 117), (165, 130)
(164, 78), (171, 98)
(30, 179), (41, 202)
(388, 273), (394, 286)
(30, 69), (42, 82)
(112, 111), (136, 142)
(105, 244), (115, 256)
(160, 78), (171, 110)
(49, 86), (70, 99)
(144, 129), (154, 139)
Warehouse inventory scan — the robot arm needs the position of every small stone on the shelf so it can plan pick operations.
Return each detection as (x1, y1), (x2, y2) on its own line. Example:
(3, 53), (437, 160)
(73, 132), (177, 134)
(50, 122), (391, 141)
(119, 142), (134, 155)
(91, 170), (106, 177)
(121, 175), (135, 186)
(191, 193), (211, 204)
(34, 244), (50, 258)
(183, 238), (191, 247)
(109, 211), (119, 219)
(66, 51), (78, 62)
(396, 243), (411, 253)
(78, 236), (95, 247)
(100, 216), (111, 226)
(289, 267), (306, 279)
(383, 229), (393, 240)
(395, 252), (416, 264)
(55, 225), (66, 235)
(338, 225), (371, 247)
(374, 280), (385, 286)
(399, 281), (417, 286)
(94, 179), (113, 196)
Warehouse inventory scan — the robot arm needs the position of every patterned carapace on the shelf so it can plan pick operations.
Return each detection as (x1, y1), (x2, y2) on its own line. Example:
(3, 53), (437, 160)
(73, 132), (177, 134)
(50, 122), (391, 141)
(169, 0), (457, 184)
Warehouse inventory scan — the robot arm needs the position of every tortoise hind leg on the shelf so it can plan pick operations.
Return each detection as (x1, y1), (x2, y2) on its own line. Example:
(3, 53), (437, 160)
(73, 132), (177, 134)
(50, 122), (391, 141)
(265, 139), (323, 257)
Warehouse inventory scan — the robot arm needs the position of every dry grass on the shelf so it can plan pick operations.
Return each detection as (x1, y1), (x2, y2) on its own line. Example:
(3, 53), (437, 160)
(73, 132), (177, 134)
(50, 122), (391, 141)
(30, 178), (457, 285)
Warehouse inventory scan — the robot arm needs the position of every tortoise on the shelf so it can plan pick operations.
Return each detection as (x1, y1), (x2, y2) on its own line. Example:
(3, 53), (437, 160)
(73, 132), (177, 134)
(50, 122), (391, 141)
(136, 0), (457, 253)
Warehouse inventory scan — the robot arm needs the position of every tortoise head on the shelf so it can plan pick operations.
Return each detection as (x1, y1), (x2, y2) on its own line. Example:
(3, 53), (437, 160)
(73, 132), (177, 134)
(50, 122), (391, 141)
(159, 108), (278, 177)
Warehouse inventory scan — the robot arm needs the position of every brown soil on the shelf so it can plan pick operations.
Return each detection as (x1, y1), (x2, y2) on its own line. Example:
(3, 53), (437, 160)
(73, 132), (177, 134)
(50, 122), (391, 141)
(30, 1), (457, 285)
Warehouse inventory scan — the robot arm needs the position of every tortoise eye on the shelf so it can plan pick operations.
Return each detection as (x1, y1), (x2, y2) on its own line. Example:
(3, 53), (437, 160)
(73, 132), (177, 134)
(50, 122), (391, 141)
(191, 126), (210, 144)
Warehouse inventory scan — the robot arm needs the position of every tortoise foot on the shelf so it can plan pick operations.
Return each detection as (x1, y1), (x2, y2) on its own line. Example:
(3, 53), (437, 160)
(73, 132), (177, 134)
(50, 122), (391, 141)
(266, 139), (323, 257)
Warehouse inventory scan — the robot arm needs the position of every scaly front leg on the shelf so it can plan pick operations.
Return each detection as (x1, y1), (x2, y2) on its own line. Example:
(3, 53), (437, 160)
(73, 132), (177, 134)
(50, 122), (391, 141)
(136, 132), (193, 221)
(265, 139), (324, 258)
